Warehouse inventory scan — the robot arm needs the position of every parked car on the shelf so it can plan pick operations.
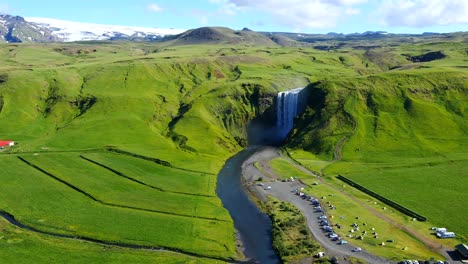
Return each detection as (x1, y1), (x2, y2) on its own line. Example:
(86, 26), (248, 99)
(339, 239), (348, 245)
(315, 251), (325, 258)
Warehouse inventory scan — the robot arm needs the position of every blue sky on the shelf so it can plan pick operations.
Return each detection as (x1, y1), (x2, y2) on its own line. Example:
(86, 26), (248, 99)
(1, 0), (468, 34)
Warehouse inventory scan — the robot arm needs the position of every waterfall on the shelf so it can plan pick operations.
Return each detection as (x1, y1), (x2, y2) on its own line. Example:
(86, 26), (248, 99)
(276, 87), (305, 140)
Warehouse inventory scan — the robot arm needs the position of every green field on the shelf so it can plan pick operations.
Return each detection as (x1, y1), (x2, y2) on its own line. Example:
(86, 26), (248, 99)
(0, 33), (467, 262)
(19, 153), (229, 220)
(0, 217), (221, 264)
(325, 156), (468, 240)
(269, 157), (312, 179)
(81, 152), (216, 196)
(266, 156), (451, 260)
(0, 155), (235, 259)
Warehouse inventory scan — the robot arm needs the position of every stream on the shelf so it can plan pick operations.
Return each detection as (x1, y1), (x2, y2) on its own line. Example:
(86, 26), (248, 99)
(216, 147), (281, 264)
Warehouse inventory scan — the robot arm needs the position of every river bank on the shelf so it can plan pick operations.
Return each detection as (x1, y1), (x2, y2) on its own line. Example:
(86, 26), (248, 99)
(216, 147), (281, 264)
(239, 146), (395, 264)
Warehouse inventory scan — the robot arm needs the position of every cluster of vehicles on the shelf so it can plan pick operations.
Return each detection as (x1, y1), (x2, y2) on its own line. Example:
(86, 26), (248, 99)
(431, 227), (455, 238)
(296, 189), (453, 264)
(290, 187), (452, 264)
(293, 188), (362, 253)
(398, 261), (449, 264)
(319, 214), (351, 246)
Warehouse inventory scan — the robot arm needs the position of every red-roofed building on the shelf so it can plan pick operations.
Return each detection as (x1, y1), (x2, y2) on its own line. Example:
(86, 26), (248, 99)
(0, 141), (15, 148)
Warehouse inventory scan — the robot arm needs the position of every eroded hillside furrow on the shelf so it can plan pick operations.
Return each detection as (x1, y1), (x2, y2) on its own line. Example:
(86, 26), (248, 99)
(366, 92), (379, 135)
(41, 78), (61, 117)
(231, 65), (242, 81)
(165, 102), (193, 150)
(0, 73), (8, 84)
(72, 95), (97, 119)
(0, 95), (3, 115)
(333, 107), (357, 161)
(123, 64), (134, 89)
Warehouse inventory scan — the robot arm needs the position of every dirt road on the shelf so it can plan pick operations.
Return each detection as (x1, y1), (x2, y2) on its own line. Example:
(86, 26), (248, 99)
(242, 146), (394, 264)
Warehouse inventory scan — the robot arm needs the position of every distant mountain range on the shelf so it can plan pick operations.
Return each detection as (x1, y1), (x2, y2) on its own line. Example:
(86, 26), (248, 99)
(0, 14), (466, 45)
(0, 14), (185, 42)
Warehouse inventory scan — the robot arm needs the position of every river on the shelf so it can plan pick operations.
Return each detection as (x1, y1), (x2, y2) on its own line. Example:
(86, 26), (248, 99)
(216, 147), (281, 264)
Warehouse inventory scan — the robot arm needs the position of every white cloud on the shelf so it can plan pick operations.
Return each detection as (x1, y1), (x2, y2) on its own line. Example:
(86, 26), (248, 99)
(200, 16), (209, 25)
(214, 0), (366, 29)
(147, 3), (163, 13)
(0, 3), (12, 14)
(378, 0), (468, 27)
(345, 7), (360, 15)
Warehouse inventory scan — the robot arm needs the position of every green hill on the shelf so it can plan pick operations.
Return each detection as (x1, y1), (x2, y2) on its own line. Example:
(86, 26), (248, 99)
(0, 35), (467, 262)
(285, 45), (467, 241)
(166, 27), (278, 46)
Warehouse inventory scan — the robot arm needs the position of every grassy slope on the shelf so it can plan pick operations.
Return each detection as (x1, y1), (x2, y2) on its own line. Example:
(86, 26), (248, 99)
(287, 40), (468, 242)
(0, 156), (235, 258)
(0, 37), (466, 261)
(0, 217), (220, 264)
(21, 153), (230, 220)
(267, 157), (447, 261)
(0, 42), (351, 261)
(81, 152), (216, 196)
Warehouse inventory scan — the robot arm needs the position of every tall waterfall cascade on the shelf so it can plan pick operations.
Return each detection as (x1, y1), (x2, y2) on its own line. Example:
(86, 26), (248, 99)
(276, 87), (306, 140)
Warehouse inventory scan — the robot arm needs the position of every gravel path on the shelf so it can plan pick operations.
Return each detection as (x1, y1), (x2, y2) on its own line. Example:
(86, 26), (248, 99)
(242, 146), (394, 264)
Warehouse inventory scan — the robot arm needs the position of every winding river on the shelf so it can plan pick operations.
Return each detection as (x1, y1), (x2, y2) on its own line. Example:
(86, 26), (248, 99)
(216, 147), (281, 264)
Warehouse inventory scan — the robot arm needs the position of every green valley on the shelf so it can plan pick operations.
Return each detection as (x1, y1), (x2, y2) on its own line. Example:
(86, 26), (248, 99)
(0, 29), (467, 263)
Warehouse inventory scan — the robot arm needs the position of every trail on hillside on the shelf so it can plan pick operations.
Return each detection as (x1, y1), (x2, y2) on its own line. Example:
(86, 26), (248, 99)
(333, 109), (357, 162)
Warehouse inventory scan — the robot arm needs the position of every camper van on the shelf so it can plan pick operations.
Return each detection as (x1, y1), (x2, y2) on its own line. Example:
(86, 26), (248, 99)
(437, 232), (455, 238)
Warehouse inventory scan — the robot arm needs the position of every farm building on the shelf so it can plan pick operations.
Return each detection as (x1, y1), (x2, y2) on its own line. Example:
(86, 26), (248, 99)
(456, 244), (468, 260)
(0, 140), (15, 149)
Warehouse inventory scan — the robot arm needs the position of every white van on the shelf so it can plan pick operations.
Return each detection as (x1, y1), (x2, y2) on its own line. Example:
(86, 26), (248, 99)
(437, 232), (455, 238)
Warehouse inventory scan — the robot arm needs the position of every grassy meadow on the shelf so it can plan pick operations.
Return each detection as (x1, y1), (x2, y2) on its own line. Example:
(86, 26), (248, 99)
(266, 156), (454, 261)
(0, 33), (467, 262)
(0, 155), (235, 259)
(0, 217), (221, 264)
(285, 38), (467, 248)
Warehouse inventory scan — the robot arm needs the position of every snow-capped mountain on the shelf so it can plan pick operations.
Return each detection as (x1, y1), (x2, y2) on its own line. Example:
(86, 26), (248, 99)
(0, 14), (60, 43)
(27, 17), (185, 42)
(0, 14), (185, 43)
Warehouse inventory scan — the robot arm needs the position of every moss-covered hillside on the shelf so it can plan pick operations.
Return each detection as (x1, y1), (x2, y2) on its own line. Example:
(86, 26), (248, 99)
(0, 36), (466, 261)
